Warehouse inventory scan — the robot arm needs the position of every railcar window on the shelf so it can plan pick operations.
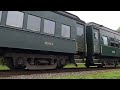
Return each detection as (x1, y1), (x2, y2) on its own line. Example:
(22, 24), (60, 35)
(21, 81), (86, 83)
(119, 41), (120, 48)
(111, 42), (114, 47)
(102, 36), (108, 46)
(76, 25), (84, 36)
(27, 15), (41, 31)
(0, 11), (2, 23)
(115, 40), (120, 48)
(6, 11), (24, 28)
(44, 19), (55, 35)
(61, 24), (70, 38)
(110, 38), (115, 47)
(115, 43), (119, 48)
(94, 31), (98, 39)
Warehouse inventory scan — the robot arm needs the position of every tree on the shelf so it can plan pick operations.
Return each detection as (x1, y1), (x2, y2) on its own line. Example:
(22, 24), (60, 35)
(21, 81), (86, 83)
(116, 27), (120, 33)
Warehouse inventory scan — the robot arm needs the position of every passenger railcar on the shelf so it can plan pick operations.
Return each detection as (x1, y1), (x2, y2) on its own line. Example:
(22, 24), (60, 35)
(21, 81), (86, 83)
(0, 11), (86, 70)
(86, 22), (120, 68)
(0, 11), (119, 71)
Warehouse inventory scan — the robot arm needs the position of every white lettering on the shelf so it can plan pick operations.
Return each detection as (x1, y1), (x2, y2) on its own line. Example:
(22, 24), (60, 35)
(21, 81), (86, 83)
(44, 42), (54, 46)
(112, 51), (115, 53)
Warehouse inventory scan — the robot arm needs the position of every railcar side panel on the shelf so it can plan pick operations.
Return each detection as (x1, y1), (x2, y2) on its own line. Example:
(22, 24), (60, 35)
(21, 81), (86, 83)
(0, 11), (83, 54)
(101, 46), (116, 56)
(0, 26), (76, 53)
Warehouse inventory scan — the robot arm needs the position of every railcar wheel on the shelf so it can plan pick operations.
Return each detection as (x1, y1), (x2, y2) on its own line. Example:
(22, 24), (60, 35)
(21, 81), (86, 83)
(85, 64), (90, 68)
(104, 60), (118, 68)
(14, 57), (26, 71)
(56, 59), (66, 69)
(97, 65), (103, 68)
(113, 61), (118, 68)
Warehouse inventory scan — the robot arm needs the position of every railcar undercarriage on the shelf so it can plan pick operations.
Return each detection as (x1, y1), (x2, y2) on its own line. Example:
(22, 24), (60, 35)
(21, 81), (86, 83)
(85, 55), (119, 68)
(3, 52), (74, 71)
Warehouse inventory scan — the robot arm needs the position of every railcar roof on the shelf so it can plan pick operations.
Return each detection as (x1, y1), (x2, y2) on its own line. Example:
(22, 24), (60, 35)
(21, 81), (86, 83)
(87, 22), (120, 36)
(53, 11), (85, 24)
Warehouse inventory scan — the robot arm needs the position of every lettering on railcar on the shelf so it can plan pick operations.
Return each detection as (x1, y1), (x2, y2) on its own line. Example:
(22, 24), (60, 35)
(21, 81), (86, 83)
(112, 51), (115, 54)
(44, 42), (54, 46)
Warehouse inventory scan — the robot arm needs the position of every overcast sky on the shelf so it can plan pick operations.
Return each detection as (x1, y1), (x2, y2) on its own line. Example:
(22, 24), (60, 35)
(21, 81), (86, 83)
(67, 11), (120, 30)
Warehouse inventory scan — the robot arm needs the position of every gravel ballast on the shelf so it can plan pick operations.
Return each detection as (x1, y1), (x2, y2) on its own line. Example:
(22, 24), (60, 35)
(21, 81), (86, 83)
(0, 68), (119, 79)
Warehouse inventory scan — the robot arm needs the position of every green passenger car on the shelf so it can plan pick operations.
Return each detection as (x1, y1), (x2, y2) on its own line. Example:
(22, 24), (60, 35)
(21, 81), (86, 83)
(0, 11), (86, 70)
(86, 22), (120, 68)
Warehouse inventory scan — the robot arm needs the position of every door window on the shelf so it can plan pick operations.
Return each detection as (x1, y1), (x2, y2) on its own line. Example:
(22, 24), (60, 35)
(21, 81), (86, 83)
(102, 36), (108, 46)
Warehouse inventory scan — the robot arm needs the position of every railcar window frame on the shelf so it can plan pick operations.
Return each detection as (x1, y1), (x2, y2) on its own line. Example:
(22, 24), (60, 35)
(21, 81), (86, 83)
(27, 14), (41, 32)
(43, 19), (56, 35)
(102, 36), (108, 46)
(61, 24), (71, 38)
(6, 11), (24, 28)
(0, 11), (2, 23)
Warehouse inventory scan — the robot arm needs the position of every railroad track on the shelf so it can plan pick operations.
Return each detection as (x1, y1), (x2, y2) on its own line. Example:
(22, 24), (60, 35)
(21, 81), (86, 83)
(0, 67), (120, 78)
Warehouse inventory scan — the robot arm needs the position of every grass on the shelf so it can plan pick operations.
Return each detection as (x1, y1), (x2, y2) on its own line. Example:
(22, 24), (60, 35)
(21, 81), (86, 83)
(49, 63), (120, 79)
(1, 63), (120, 79)
(64, 63), (97, 68)
(1, 62), (120, 79)
(49, 70), (120, 79)
(0, 65), (10, 70)
(64, 63), (86, 68)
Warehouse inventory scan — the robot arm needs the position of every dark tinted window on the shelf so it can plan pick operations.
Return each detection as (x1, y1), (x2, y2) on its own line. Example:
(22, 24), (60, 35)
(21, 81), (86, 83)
(110, 37), (115, 47)
(115, 40), (119, 48)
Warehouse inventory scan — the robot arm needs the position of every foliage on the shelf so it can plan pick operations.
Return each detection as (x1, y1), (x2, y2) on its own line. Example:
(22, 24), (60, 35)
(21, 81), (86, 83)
(0, 57), (9, 70)
(0, 57), (6, 66)
(0, 65), (10, 70)
(116, 26), (120, 33)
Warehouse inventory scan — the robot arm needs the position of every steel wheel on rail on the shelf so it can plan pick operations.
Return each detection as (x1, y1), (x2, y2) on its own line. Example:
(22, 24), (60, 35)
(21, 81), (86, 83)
(15, 57), (26, 71)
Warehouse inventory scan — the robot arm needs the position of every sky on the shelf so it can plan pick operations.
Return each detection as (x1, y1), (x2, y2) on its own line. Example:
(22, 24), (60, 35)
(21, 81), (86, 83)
(67, 11), (120, 30)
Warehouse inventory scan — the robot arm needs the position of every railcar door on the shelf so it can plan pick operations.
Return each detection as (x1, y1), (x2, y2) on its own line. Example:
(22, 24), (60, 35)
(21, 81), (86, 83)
(93, 28), (100, 54)
(76, 23), (85, 52)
